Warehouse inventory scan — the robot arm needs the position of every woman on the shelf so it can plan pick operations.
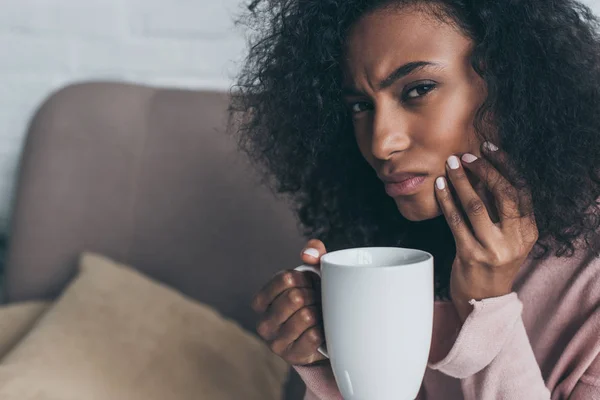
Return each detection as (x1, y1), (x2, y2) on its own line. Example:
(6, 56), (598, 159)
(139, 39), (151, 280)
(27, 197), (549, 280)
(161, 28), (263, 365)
(231, 0), (600, 398)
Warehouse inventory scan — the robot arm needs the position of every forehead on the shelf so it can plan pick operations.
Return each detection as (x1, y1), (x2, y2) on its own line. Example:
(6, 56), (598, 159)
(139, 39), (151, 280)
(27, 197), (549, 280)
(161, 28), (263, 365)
(343, 6), (474, 83)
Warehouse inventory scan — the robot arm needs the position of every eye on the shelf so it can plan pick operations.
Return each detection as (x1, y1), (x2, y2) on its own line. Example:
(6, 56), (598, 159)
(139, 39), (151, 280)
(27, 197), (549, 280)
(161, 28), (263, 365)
(350, 102), (373, 114)
(404, 83), (436, 100)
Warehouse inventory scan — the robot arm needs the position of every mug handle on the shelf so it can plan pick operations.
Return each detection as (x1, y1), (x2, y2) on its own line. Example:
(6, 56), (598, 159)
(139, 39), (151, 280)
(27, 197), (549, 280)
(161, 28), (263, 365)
(293, 265), (329, 359)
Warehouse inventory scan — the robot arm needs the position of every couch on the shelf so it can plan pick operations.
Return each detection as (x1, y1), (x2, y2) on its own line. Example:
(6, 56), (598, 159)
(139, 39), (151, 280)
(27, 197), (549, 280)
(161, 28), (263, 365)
(1, 81), (308, 399)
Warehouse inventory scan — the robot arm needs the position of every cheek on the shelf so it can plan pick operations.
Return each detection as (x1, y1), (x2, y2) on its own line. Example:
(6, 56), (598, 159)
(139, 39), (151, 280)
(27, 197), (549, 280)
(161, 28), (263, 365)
(353, 120), (375, 162)
(421, 93), (479, 151)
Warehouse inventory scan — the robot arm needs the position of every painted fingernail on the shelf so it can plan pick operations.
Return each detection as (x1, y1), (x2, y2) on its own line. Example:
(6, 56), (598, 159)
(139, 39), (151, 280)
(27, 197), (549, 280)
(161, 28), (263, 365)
(483, 141), (499, 152)
(447, 155), (460, 170)
(461, 153), (478, 163)
(436, 177), (446, 190)
(303, 248), (320, 258)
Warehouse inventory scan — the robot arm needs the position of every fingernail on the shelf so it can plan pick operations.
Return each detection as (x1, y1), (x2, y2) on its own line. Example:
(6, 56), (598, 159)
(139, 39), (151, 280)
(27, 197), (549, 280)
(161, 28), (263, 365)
(447, 155), (460, 170)
(436, 177), (446, 190)
(483, 141), (499, 152)
(303, 248), (320, 258)
(461, 153), (478, 163)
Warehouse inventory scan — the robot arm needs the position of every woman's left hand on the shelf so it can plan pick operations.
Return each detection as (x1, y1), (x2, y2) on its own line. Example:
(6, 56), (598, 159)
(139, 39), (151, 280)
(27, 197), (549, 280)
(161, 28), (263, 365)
(435, 141), (539, 322)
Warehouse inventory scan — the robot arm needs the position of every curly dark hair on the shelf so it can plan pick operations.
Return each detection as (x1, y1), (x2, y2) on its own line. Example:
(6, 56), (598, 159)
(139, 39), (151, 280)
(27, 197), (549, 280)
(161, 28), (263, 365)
(229, 0), (600, 298)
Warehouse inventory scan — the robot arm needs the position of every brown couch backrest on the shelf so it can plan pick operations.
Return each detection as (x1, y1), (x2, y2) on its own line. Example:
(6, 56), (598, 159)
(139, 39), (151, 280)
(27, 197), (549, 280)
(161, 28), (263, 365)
(3, 82), (306, 334)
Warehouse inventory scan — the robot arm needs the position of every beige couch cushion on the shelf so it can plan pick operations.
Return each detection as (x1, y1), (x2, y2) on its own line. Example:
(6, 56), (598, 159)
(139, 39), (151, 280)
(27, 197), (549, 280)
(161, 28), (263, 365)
(0, 253), (289, 400)
(0, 302), (49, 359)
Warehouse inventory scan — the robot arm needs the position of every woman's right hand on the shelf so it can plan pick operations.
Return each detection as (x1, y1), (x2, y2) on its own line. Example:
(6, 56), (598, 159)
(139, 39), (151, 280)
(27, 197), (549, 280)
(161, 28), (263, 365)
(252, 239), (328, 366)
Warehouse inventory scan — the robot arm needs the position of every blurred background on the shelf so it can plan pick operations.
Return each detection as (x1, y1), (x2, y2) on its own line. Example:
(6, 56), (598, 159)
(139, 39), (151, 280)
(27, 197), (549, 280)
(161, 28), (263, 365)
(0, 0), (246, 242)
(0, 0), (599, 267)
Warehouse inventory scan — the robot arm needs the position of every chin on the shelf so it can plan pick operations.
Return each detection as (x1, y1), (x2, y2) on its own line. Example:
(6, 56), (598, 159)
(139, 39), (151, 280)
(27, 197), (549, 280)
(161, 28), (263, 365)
(394, 194), (443, 222)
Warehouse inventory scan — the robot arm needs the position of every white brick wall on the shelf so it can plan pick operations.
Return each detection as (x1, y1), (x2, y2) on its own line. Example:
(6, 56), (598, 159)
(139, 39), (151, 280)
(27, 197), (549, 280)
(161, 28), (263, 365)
(0, 0), (247, 232)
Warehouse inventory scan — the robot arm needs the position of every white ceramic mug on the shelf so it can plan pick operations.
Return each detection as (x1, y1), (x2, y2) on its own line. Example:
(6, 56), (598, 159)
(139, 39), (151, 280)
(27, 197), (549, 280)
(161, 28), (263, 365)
(294, 247), (434, 400)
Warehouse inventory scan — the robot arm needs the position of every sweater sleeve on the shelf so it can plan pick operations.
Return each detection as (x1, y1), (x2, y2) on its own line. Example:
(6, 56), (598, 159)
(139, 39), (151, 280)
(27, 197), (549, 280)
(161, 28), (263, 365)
(429, 292), (550, 399)
(294, 363), (342, 400)
(303, 387), (321, 400)
(569, 354), (600, 399)
(569, 378), (600, 400)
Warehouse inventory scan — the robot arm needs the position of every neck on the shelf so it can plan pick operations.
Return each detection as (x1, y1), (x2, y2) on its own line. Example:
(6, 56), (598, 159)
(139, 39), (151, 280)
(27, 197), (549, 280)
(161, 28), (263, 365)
(400, 215), (456, 300)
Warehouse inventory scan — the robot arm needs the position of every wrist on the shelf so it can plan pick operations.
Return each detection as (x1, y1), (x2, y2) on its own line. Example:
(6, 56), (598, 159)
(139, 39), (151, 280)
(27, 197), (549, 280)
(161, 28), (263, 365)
(451, 289), (514, 323)
(451, 296), (473, 323)
(302, 359), (330, 367)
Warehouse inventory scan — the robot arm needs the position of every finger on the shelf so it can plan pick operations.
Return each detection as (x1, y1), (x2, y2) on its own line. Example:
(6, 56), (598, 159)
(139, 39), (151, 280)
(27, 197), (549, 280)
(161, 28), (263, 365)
(467, 147), (522, 224)
(269, 305), (322, 355)
(445, 155), (497, 244)
(300, 239), (327, 264)
(251, 270), (313, 314)
(299, 240), (327, 289)
(434, 174), (480, 250)
(286, 325), (326, 365)
(259, 289), (319, 340)
(481, 141), (522, 186)
(481, 142), (535, 217)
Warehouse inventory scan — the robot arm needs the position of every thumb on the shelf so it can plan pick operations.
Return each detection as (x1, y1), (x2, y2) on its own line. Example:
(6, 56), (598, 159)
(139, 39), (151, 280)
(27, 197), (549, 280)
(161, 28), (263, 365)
(300, 239), (327, 266)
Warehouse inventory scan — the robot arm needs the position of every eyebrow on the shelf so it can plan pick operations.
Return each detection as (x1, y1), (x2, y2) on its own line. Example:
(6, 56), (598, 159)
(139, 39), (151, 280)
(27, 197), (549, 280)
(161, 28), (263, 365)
(342, 61), (442, 97)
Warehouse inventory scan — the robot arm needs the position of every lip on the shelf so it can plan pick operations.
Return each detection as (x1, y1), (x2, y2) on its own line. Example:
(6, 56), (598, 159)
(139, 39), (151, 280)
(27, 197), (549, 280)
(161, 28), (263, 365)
(380, 170), (429, 183)
(384, 175), (428, 197)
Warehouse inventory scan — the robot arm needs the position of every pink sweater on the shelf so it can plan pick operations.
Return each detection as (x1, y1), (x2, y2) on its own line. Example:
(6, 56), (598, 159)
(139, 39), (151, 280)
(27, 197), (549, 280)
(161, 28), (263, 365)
(294, 243), (600, 399)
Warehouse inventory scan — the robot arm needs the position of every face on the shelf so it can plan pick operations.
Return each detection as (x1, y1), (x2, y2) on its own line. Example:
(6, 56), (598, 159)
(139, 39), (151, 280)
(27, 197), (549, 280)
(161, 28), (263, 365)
(342, 6), (488, 221)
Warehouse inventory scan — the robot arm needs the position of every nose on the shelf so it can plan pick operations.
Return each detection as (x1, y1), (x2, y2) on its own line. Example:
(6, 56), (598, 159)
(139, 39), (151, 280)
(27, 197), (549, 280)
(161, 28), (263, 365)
(370, 103), (412, 161)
